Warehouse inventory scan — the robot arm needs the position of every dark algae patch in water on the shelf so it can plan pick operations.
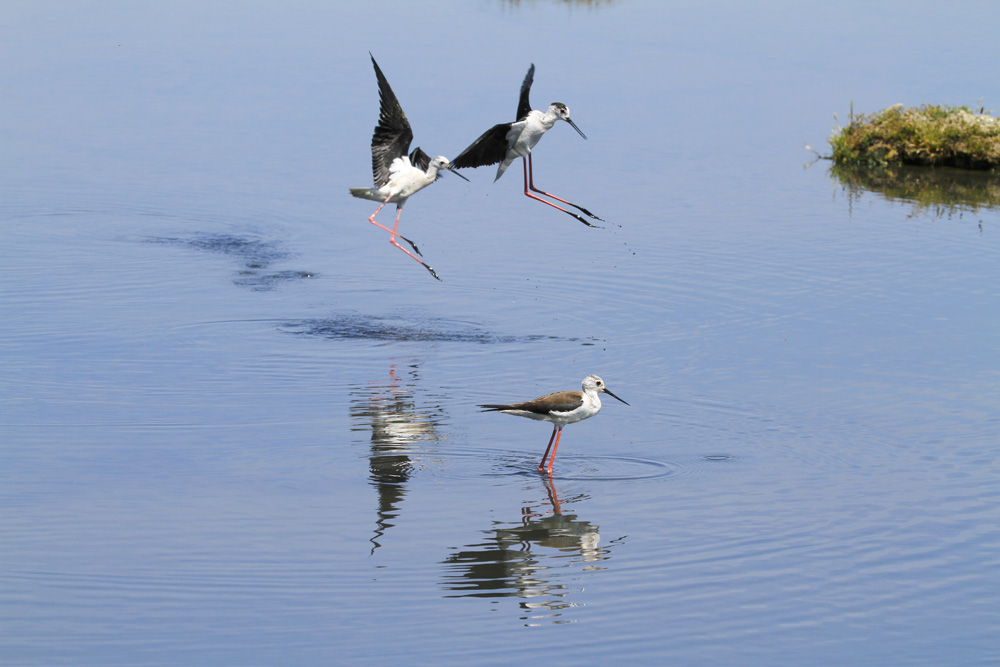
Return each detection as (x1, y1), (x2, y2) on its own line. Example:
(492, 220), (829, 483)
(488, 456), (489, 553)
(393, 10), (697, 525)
(830, 104), (1000, 170)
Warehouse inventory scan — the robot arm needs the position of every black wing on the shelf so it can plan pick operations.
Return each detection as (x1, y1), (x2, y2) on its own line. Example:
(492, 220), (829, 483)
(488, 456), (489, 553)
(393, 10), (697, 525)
(528, 391), (584, 415)
(451, 123), (512, 169)
(479, 390), (584, 416)
(409, 147), (430, 172)
(369, 54), (414, 188)
(516, 63), (535, 121)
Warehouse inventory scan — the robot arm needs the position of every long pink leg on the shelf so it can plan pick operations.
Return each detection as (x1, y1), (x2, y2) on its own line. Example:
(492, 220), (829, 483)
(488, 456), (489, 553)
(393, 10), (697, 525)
(368, 199), (422, 255)
(543, 427), (564, 475)
(523, 155), (604, 224)
(537, 425), (559, 473)
(538, 426), (564, 475)
(368, 200), (440, 280)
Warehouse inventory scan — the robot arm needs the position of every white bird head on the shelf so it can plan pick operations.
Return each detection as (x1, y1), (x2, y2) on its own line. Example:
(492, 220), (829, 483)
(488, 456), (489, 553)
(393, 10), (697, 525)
(549, 102), (587, 140)
(429, 156), (469, 181)
(582, 375), (629, 405)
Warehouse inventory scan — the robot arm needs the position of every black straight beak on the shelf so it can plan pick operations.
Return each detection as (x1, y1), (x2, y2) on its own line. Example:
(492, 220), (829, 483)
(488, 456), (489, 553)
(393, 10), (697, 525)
(605, 388), (629, 406)
(566, 117), (587, 140)
(448, 166), (470, 181)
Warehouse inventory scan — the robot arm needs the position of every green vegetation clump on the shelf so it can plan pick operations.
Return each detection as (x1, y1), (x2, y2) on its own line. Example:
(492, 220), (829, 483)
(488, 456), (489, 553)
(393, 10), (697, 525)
(830, 104), (1000, 170)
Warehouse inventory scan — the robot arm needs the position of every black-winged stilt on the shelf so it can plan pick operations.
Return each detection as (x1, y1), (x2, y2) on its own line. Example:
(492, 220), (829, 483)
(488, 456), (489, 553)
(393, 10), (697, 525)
(452, 64), (603, 227)
(479, 375), (628, 474)
(350, 54), (468, 281)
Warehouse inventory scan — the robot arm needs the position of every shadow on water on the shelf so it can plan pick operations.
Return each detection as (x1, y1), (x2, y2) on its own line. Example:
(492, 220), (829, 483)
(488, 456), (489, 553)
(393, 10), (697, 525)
(146, 233), (316, 291)
(281, 314), (595, 345)
(349, 364), (447, 555)
(146, 233), (600, 345)
(830, 163), (1000, 221)
(440, 475), (624, 626)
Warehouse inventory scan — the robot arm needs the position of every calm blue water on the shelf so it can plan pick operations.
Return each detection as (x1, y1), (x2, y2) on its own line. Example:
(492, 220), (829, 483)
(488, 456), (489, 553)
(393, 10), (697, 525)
(2, 1), (999, 664)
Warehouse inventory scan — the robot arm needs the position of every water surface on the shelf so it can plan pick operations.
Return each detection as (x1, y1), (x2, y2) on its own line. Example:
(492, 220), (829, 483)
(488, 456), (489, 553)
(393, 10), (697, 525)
(2, 1), (999, 664)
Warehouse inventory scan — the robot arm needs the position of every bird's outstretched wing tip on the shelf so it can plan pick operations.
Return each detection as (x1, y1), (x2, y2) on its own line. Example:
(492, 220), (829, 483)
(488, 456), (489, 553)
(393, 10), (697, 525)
(518, 65), (535, 120)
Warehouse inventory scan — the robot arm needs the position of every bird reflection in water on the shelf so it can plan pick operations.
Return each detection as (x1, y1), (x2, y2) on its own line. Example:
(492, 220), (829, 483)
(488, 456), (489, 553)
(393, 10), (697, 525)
(349, 364), (445, 555)
(441, 476), (624, 625)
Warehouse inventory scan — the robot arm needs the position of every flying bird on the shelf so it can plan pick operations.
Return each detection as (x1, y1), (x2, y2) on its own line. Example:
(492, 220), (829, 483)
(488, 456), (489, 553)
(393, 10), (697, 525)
(452, 64), (603, 227)
(479, 375), (628, 474)
(350, 54), (468, 280)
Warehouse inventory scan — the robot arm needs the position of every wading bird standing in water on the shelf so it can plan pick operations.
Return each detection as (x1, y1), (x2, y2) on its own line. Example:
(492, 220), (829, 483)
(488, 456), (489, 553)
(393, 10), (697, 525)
(350, 54), (467, 281)
(452, 64), (603, 227)
(479, 375), (628, 475)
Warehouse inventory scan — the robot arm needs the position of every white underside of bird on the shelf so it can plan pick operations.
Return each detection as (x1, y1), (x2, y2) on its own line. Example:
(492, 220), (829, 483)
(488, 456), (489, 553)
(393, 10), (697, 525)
(351, 156), (443, 206)
(495, 109), (557, 180)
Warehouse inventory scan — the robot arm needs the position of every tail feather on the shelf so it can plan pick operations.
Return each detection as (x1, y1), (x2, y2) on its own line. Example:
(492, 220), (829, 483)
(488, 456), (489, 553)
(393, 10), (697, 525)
(478, 404), (508, 412)
(494, 158), (515, 182)
(350, 187), (375, 200)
